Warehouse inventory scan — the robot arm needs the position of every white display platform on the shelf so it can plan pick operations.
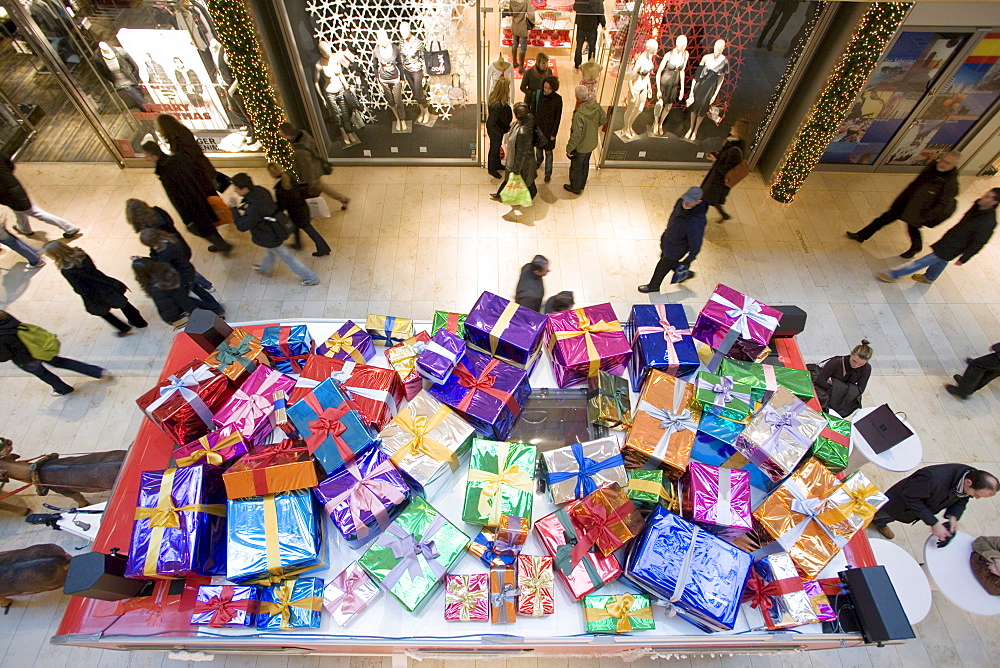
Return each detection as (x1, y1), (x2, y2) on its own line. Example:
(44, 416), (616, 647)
(922, 532), (1000, 616)
(845, 406), (922, 475)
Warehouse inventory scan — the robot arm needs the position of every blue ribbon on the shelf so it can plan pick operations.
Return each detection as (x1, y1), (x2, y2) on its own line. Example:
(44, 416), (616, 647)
(546, 441), (624, 499)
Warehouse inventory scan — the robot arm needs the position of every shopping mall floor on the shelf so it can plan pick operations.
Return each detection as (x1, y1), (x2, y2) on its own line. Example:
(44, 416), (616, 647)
(1, 161), (999, 668)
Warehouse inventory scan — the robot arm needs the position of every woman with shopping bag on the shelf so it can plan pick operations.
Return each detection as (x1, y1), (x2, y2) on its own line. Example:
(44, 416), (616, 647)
(491, 102), (538, 206)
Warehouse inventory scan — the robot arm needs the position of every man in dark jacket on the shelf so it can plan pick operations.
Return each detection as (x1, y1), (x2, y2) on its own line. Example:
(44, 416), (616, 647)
(573, 0), (606, 70)
(638, 187), (708, 293)
(847, 151), (960, 257)
(872, 464), (998, 540)
(514, 255), (550, 312)
(278, 123), (349, 210)
(229, 173), (320, 286)
(878, 187), (998, 284)
(0, 152), (81, 239)
(945, 342), (1000, 399)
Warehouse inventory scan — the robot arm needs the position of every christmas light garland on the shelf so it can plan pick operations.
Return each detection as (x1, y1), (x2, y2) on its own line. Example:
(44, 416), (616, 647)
(206, 0), (293, 167)
(768, 2), (912, 203)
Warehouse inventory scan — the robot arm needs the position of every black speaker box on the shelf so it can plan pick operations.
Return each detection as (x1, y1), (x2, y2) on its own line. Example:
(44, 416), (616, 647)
(184, 309), (232, 352)
(840, 566), (915, 643)
(63, 551), (150, 601)
(771, 305), (808, 338)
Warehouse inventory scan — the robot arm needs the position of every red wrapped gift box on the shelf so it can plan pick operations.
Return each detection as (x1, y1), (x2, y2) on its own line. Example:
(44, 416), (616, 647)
(136, 360), (234, 445)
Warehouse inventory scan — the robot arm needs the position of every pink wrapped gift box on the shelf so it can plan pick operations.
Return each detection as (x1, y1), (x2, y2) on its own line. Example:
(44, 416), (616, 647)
(682, 461), (753, 540)
(212, 365), (296, 447)
(546, 303), (631, 388)
(691, 284), (781, 363)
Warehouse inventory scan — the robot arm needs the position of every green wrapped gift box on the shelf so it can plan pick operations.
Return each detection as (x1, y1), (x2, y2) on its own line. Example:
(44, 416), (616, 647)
(718, 358), (815, 404)
(463, 439), (536, 526)
(693, 371), (753, 422)
(626, 470), (677, 512)
(587, 370), (632, 430)
(583, 593), (656, 633)
(432, 311), (467, 337)
(811, 413), (851, 473)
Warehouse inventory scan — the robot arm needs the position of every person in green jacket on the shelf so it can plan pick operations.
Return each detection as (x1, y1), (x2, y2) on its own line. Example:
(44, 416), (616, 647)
(564, 85), (607, 195)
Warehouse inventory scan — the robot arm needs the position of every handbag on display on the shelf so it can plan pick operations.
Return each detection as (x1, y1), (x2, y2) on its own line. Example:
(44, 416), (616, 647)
(449, 75), (467, 104)
(424, 40), (451, 76)
(208, 195), (234, 226)
(351, 109), (366, 129)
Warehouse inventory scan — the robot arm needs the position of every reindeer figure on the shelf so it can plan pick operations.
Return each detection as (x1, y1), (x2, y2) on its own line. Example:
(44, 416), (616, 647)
(0, 438), (126, 509)
(0, 543), (71, 612)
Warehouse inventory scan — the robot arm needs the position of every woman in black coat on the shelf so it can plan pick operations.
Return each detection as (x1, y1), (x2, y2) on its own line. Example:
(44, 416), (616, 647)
(138, 228), (224, 316)
(0, 310), (106, 396)
(530, 76), (562, 183)
(266, 163), (330, 257)
(700, 119), (748, 221)
(41, 241), (147, 337)
(131, 257), (204, 326)
(486, 78), (513, 179)
(491, 103), (538, 202)
(125, 198), (215, 292)
(813, 339), (873, 417)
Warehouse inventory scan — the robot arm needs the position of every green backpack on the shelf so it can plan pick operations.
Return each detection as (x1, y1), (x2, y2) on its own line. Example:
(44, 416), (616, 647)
(17, 323), (60, 361)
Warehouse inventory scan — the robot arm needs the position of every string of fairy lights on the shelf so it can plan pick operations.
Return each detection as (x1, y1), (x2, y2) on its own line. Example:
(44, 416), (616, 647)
(206, 0), (294, 168)
(768, 2), (913, 204)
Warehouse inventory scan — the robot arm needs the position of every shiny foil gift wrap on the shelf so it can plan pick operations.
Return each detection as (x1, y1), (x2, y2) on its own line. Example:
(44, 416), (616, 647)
(691, 284), (781, 363)
(432, 310), (467, 337)
(324, 561), (382, 627)
(625, 303), (700, 392)
(428, 348), (531, 441)
(358, 496), (469, 612)
(191, 584), (260, 628)
(803, 579), (838, 622)
(261, 325), (314, 374)
(734, 387), (825, 482)
(587, 370), (632, 430)
(811, 413), (851, 474)
(257, 577), (324, 630)
(690, 432), (778, 493)
(743, 552), (818, 630)
(137, 360), (234, 445)
(222, 438), (318, 499)
(719, 358), (815, 404)
(752, 458), (853, 579)
(125, 464), (227, 579)
(535, 500), (623, 599)
(288, 354), (351, 403)
(468, 515), (528, 567)
(465, 290), (547, 369)
(569, 484), (644, 558)
(694, 371), (753, 422)
(384, 330), (431, 400)
(205, 328), (270, 384)
(543, 437), (627, 505)
(696, 411), (746, 446)
(583, 593), (655, 634)
(365, 313), (414, 346)
(378, 390), (475, 489)
(226, 489), (325, 583)
(340, 364), (405, 432)
(317, 320), (375, 364)
(416, 329), (467, 385)
(174, 424), (248, 468)
(312, 445), (411, 546)
(825, 471), (888, 535)
(624, 506), (752, 632)
(464, 439), (536, 525)
(213, 365), (296, 448)
(516, 555), (555, 616)
(623, 370), (701, 477)
(682, 461), (753, 540)
(286, 378), (376, 475)
(489, 566), (519, 624)
(627, 469), (674, 512)
(444, 573), (489, 621)
(545, 303), (631, 388)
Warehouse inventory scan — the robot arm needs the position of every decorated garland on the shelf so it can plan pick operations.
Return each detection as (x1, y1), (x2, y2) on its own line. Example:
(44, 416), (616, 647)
(768, 2), (912, 203)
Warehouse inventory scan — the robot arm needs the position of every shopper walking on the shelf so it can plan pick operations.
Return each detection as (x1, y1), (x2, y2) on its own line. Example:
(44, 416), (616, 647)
(131, 257), (205, 327)
(638, 186), (707, 293)
(520, 52), (551, 102)
(811, 340), (872, 417)
(544, 290), (574, 314)
(945, 342), (1000, 399)
(514, 255), (549, 312)
(42, 241), (147, 337)
(229, 173), (320, 286)
(124, 198), (214, 292)
(530, 76), (562, 183)
(700, 119), (748, 221)
(0, 310), (108, 396)
(847, 151), (960, 258)
(279, 123), (350, 210)
(0, 214), (45, 271)
(877, 188), (998, 284)
(508, 0), (535, 73)
(0, 152), (81, 239)
(491, 103), (538, 202)
(573, 0), (606, 70)
(266, 163), (331, 257)
(486, 78), (513, 179)
(138, 228), (224, 316)
(564, 85), (608, 195)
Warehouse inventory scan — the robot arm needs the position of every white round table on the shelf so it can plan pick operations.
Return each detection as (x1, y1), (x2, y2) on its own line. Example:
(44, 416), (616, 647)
(922, 532), (1000, 616)
(844, 406), (923, 475)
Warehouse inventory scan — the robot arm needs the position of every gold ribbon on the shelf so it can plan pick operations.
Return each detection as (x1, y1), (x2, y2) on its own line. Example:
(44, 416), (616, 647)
(134, 468), (226, 577)
(390, 407), (458, 470)
(175, 431), (243, 467)
(583, 594), (653, 633)
(554, 308), (623, 376)
(259, 582), (324, 629)
(628, 477), (668, 501)
(466, 441), (533, 526)
(262, 493), (283, 577)
(519, 558), (554, 617)
(489, 301), (520, 355)
(322, 326), (367, 364)
(446, 576), (487, 621)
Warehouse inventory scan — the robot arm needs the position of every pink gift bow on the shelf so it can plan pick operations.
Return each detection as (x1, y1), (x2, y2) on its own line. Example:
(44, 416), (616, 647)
(146, 365), (217, 428)
(760, 402), (813, 455)
(709, 291), (779, 340)
(226, 390), (274, 433)
(324, 455), (406, 540)
(633, 304), (692, 372)
(324, 564), (374, 616)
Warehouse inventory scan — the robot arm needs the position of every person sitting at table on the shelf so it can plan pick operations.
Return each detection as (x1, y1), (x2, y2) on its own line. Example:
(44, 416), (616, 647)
(871, 463), (998, 541)
(971, 536), (1000, 596)
(810, 339), (872, 417)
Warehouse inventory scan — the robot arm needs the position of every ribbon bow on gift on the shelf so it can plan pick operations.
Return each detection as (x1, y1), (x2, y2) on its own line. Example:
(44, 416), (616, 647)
(583, 594), (653, 633)
(710, 291), (780, 340)
(570, 499), (635, 565)
(227, 390), (274, 433)
(322, 325), (367, 363)
(760, 403), (813, 455)
(259, 583), (324, 629)
(519, 558), (554, 616)
(446, 576), (488, 621)
(213, 333), (258, 374)
(454, 358), (521, 416)
(377, 514), (448, 589)
(146, 365), (217, 428)
(553, 308), (624, 376)
(551, 508), (605, 588)
(175, 430), (243, 467)
(490, 583), (521, 623)
(546, 441), (624, 500)
(826, 474), (886, 530)
(192, 588), (255, 627)
(271, 326), (311, 373)
(695, 376), (750, 408)
(633, 304), (692, 372)
(492, 517), (527, 556)
(325, 565), (374, 616)
(467, 442), (534, 526)
(636, 400), (698, 462)
(325, 456), (407, 540)
(301, 394), (356, 463)
(741, 570), (803, 616)
(775, 478), (851, 557)
(390, 407), (458, 470)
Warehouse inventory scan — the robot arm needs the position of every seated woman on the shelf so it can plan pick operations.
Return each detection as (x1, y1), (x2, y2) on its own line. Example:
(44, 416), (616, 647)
(812, 339), (873, 417)
(972, 536), (1000, 596)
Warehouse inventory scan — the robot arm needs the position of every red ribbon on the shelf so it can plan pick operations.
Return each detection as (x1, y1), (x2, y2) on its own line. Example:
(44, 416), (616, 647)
(447, 313), (459, 333)
(192, 588), (256, 627)
(302, 393), (354, 462)
(454, 359), (520, 416)
(819, 426), (850, 448)
(569, 500), (633, 566)
(277, 327), (309, 373)
(742, 570), (804, 615)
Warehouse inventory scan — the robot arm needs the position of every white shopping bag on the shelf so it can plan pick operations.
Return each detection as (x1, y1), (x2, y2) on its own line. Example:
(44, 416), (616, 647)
(307, 196), (331, 219)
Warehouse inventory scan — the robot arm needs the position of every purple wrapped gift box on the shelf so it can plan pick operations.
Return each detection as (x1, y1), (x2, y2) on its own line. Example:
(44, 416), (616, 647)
(416, 329), (467, 384)
(545, 303), (631, 388)
(691, 284), (781, 363)
(465, 290), (546, 370)
(317, 320), (376, 364)
(213, 365), (296, 447)
(682, 461), (753, 540)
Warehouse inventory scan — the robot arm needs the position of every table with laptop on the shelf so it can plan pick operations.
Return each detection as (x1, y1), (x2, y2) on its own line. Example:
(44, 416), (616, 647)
(845, 404), (923, 476)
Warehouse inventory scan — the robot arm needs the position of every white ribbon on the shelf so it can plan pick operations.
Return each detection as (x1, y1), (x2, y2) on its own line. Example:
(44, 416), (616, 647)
(776, 478), (849, 553)
(423, 341), (460, 365)
(662, 525), (702, 616)
(295, 377), (321, 391)
(344, 384), (398, 415)
(637, 400), (698, 462)
(329, 361), (358, 384)
(762, 364), (777, 392)
(716, 467), (733, 527)
(709, 291), (779, 340)
(145, 364), (217, 428)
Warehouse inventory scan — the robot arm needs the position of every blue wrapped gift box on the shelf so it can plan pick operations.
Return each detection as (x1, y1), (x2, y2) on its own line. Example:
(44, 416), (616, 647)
(690, 431), (780, 493)
(287, 378), (377, 475)
(625, 304), (700, 392)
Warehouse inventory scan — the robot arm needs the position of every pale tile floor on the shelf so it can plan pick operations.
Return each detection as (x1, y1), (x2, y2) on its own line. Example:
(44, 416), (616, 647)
(1, 161), (1000, 668)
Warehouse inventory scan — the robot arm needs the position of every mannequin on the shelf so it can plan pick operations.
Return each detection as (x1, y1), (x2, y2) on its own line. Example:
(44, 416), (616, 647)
(579, 60), (602, 103)
(398, 21), (430, 125)
(374, 29), (406, 132)
(172, 56), (205, 108)
(315, 41), (361, 145)
(685, 39), (729, 141)
(97, 41), (147, 111)
(209, 38), (251, 134)
(621, 39), (656, 140)
(486, 54), (512, 103)
(651, 35), (688, 136)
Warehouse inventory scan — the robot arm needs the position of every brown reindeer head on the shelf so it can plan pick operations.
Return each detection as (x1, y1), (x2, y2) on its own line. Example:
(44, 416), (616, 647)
(0, 438), (15, 460)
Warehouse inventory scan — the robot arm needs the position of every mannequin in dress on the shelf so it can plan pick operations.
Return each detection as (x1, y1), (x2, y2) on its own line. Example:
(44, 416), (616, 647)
(398, 21), (431, 125)
(621, 39), (656, 140)
(316, 40), (360, 145)
(651, 35), (688, 136)
(97, 41), (147, 111)
(685, 39), (728, 141)
(374, 29), (406, 131)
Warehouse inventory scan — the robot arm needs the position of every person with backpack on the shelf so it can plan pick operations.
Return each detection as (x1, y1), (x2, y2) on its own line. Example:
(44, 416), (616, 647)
(700, 119), (748, 221)
(229, 173), (320, 286)
(811, 340), (873, 417)
(278, 123), (350, 210)
(267, 163), (331, 257)
(0, 310), (108, 396)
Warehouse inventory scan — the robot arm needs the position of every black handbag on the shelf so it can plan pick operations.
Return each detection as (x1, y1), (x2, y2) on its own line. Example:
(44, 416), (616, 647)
(424, 40), (451, 76)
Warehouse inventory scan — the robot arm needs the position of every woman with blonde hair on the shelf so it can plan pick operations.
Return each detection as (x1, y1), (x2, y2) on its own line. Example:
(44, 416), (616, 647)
(42, 241), (147, 336)
(486, 78), (513, 179)
(812, 339), (873, 417)
(700, 118), (749, 221)
(266, 163), (330, 257)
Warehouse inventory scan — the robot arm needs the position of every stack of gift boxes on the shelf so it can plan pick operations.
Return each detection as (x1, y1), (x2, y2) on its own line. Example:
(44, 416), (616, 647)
(121, 285), (888, 635)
